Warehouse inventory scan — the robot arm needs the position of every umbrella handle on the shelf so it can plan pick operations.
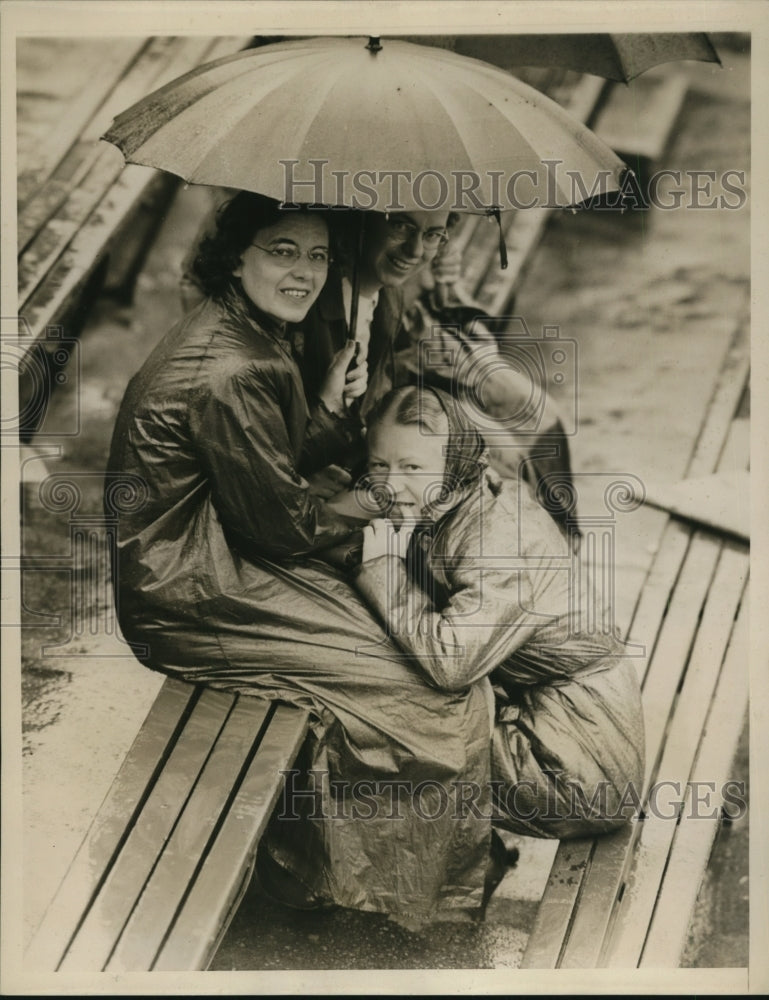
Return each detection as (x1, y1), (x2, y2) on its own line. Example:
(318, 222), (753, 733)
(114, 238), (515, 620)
(347, 212), (367, 343)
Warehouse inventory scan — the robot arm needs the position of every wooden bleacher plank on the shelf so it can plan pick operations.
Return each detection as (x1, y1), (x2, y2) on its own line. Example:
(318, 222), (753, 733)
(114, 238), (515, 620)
(638, 596), (749, 967)
(476, 209), (546, 315)
(153, 704), (310, 971)
(520, 329), (749, 968)
(458, 214), (508, 301)
(549, 538), (729, 967)
(517, 837), (596, 969)
(561, 540), (748, 968)
(20, 165), (167, 345)
(18, 36), (253, 349)
(106, 695), (271, 972)
(24, 677), (197, 971)
(639, 534), (722, 767)
(620, 329), (748, 668)
(626, 520), (692, 681)
(550, 411), (750, 968)
(18, 36), (215, 306)
(605, 565), (748, 968)
(685, 325), (750, 478)
(592, 66), (690, 167)
(16, 38), (148, 210)
(17, 37), (188, 253)
(637, 469), (749, 543)
(58, 688), (235, 971)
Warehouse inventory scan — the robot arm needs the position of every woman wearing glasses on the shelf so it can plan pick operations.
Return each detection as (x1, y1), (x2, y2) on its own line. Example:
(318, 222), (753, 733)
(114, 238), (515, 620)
(106, 193), (494, 927)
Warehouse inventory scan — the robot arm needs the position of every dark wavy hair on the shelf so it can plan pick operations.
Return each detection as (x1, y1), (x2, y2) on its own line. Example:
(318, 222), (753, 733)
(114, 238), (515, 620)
(191, 192), (333, 301)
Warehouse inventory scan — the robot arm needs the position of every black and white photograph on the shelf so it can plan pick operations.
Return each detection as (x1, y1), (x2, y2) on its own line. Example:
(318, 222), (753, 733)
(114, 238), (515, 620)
(1, 1), (766, 994)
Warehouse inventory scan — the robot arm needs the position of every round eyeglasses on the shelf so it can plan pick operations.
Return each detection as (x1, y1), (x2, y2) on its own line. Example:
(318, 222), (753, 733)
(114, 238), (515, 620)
(250, 243), (332, 270)
(384, 217), (449, 249)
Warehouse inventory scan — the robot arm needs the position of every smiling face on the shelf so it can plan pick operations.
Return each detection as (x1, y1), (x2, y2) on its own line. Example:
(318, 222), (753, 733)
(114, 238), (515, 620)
(234, 214), (329, 323)
(366, 415), (448, 521)
(360, 210), (450, 289)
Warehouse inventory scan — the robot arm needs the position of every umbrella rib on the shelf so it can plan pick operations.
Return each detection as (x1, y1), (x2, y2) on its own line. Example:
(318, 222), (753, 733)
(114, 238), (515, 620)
(409, 62), (541, 186)
(170, 50), (351, 183)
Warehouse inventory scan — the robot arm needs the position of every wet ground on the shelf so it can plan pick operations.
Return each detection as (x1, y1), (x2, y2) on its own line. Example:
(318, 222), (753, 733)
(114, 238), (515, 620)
(17, 37), (750, 974)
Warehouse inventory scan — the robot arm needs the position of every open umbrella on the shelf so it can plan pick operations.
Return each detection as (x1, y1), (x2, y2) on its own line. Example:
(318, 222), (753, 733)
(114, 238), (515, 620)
(409, 33), (721, 83)
(102, 35), (626, 214)
(102, 35), (628, 336)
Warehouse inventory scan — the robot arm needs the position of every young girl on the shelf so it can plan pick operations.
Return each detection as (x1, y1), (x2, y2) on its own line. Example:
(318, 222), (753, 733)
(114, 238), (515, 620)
(355, 385), (645, 840)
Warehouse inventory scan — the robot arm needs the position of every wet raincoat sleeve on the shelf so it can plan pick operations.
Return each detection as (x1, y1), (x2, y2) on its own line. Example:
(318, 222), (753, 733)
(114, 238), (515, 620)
(191, 359), (357, 560)
(353, 544), (547, 692)
(301, 396), (362, 474)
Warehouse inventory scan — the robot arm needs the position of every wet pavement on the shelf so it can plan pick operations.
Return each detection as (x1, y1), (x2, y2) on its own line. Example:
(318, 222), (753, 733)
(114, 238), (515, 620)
(17, 36), (750, 974)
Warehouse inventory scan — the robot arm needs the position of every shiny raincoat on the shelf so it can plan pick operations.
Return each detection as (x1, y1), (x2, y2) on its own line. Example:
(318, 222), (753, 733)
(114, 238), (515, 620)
(106, 292), (493, 919)
(353, 408), (645, 840)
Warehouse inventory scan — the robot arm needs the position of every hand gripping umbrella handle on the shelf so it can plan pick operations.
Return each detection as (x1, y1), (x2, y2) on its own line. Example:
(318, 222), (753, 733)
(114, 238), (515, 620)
(347, 212), (367, 343)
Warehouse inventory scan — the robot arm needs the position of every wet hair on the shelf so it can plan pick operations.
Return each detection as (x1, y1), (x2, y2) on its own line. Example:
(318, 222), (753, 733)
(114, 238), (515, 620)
(367, 385), (488, 496)
(191, 192), (332, 301)
(367, 384), (449, 437)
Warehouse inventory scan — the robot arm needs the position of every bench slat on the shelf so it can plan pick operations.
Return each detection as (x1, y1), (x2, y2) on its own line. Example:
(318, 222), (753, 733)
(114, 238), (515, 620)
(550, 409), (749, 968)
(685, 324), (749, 479)
(18, 36), (253, 351)
(24, 676), (197, 970)
(592, 68), (690, 166)
(639, 595), (749, 966)
(18, 37), (189, 252)
(17, 38), (148, 210)
(153, 704), (310, 971)
(530, 534), (738, 969)
(517, 837), (595, 968)
(105, 695), (271, 972)
(19, 36), (215, 305)
(639, 530), (722, 762)
(562, 542), (748, 968)
(58, 687), (235, 971)
(521, 333), (749, 967)
(602, 549), (747, 967)
(20, 164), (165, 345)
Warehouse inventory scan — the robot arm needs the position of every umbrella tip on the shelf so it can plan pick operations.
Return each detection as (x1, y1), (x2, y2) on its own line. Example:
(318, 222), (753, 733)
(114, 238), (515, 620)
(366, 36), (382, 53)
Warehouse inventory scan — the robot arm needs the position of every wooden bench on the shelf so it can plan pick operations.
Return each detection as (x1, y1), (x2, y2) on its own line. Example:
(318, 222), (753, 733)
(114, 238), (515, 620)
(24, 680), (310, 972)
(16, 35), (253, 442)
(591, 64), (691, 188)
(520, 321), (749, 968)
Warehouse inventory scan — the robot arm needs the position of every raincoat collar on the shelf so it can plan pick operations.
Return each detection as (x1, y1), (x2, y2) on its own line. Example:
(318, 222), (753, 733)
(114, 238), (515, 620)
(220, 282), (291, 344)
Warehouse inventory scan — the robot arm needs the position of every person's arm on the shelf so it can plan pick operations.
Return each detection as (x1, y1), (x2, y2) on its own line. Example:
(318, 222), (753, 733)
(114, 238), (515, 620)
(353, 518), (546, 692)
(191, 359), (358, 560)
(300, 339), (368, 474)
(301, 396), (362, 474)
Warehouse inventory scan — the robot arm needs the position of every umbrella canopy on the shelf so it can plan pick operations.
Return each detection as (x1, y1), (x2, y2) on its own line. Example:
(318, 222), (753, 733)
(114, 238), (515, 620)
(102, 35), (626, 214)
(410, 32), (721, 83)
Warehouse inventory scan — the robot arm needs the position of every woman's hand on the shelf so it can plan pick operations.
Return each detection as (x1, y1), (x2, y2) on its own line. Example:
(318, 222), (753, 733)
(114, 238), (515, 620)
(319, 341), (368, 415)
(361, 518), (416, 562)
